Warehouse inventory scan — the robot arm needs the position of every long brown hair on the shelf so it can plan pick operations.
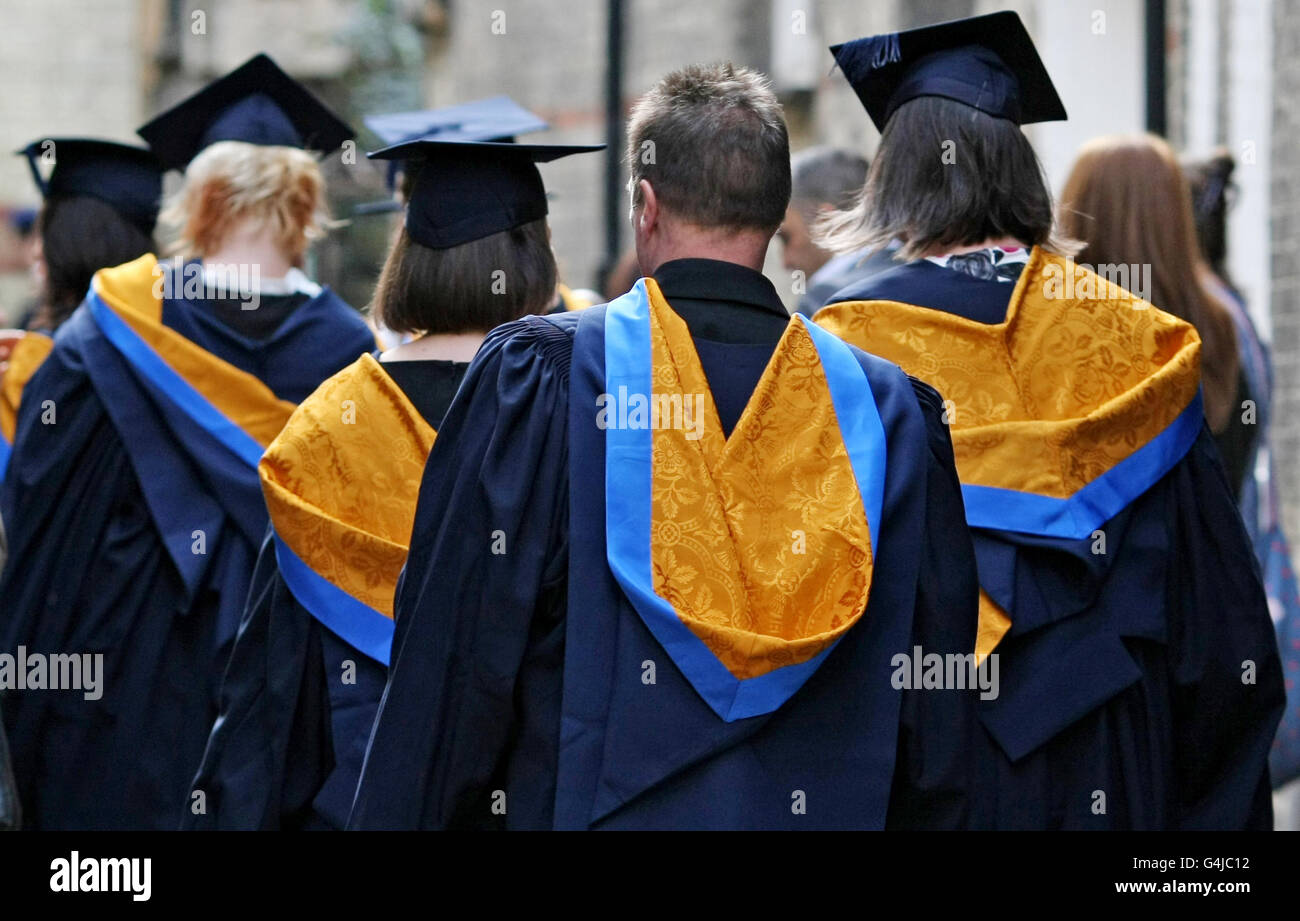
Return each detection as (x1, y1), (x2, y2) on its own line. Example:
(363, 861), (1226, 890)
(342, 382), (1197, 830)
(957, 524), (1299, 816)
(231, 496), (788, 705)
(1061, 134), (1239, 432)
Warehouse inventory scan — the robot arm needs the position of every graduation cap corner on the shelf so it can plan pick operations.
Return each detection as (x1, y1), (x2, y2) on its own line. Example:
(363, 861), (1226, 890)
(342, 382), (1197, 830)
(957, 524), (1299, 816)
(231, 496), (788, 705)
(830, 10), (1068, 133)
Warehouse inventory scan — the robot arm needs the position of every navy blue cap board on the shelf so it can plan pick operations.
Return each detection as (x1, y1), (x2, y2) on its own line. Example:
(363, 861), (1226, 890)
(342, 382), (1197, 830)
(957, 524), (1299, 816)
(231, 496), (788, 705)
(363, 96), (550, 200)
(830, 10), (1067, 133)
(137, 53), (354, 170)
(367, 139), (603, 249)
(17, 138), (163, 235)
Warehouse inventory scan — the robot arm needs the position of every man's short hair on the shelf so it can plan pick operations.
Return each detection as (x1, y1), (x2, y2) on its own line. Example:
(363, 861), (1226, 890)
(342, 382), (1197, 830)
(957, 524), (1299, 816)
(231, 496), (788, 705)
(791, 146), (869, 219)
(626, 62), (791, 233)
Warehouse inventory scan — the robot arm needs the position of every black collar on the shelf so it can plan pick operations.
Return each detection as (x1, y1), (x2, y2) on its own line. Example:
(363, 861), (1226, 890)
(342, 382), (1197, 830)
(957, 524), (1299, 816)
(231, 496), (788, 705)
(652, 258), (790, 344)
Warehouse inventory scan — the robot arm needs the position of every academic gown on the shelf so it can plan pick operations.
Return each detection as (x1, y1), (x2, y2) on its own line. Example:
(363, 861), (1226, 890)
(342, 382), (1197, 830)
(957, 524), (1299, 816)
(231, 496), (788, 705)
(0, 255), (375, 830)
(820, 251), (1285, 829)
(183, 356), (466, 830)
(349, 259), (979, 830)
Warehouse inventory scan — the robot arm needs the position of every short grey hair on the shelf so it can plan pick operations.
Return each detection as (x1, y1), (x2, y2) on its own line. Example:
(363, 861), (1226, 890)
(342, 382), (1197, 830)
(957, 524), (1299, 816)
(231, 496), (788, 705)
(791, 146), (869, 219)
(626, 62), (791, 232)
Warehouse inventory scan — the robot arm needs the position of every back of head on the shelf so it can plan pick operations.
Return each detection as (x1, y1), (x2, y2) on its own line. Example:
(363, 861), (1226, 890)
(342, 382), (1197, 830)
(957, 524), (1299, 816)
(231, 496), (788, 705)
(161, 140), (331, 265)
(1182, 148), (1236, 280)
(791, 146), (868, 218)
(370, 220), (557, 336)
(39, 195), (155, 328)
(817, 96), (1070, 260)
(1061, 133), (1239, 430)
(626, 62), (791, 233)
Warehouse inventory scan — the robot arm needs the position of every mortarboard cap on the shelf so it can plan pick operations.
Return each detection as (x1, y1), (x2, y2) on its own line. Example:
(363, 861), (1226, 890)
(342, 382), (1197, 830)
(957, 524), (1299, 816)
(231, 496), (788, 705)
(830, 10), (1067, 133)
(367, 139), (602, 249)
(17, 138), (163, 235)
(364, 96), (549, 197)
(137, 53), (354, 170)
(364, 96), (548, 147)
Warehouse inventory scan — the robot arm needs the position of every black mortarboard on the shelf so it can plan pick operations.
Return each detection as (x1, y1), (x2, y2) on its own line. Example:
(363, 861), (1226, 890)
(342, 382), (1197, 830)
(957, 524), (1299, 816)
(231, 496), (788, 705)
(364, 96), (549, 196)
(17, 138), (163, 235)
(830, 11), (1067, 132)
(137, 53), (354, 170)
(367, 139), (602, 249)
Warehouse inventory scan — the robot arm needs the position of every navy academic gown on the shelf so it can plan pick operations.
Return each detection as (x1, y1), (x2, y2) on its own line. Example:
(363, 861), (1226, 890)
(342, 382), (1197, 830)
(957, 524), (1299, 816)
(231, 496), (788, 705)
(828, 261), (1285, 829)
(183, 360), (466, 830)
(349, 260), (979, 830)
(0, 271), (374, 830)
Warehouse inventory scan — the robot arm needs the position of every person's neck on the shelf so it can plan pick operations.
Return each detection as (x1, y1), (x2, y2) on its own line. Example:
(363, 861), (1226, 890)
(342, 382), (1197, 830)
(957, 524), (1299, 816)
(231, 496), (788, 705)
(203, 222), (297, 279)
(642, 224), (770, 275)
(381, 330), (486, 363)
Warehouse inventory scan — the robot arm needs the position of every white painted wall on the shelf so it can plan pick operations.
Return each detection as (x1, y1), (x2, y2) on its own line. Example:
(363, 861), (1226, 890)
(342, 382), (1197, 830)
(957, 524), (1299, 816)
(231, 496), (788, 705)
(1029, 0), (1146, 196)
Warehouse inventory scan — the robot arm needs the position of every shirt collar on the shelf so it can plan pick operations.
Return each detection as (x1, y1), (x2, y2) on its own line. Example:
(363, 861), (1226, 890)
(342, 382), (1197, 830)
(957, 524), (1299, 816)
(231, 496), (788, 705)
(651, 258), (789, 320)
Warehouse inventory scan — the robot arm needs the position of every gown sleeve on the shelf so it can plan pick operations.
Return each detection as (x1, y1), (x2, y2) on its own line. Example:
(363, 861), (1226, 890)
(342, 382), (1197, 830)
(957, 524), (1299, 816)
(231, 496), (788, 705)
(1168, 429), (1284, 829)
(886, 377), (981, 829)
(348, 316), (573, 830)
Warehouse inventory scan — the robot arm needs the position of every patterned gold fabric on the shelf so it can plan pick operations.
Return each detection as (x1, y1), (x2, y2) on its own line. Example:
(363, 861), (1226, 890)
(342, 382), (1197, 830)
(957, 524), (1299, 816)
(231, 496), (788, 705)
(645, 278), (872, 680)
(93, 254), (296, 447)
(816, 247), (1201, 499)
(816, 247), (1203, 660)
(0, 332), (53, 442)
(975, 590), (1012, 667)
(260, 354), (435, 619)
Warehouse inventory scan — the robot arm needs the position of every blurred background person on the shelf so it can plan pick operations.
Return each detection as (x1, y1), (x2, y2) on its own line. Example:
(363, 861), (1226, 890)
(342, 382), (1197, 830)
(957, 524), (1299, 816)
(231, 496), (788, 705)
(1, 140), (161, 485)
(1185, 149), (1300, 796)
(184, 131), (598, 830)
(0, 54), (374, 830)
(778, 145), (894, 314)
(1061, 135), (1248, 491)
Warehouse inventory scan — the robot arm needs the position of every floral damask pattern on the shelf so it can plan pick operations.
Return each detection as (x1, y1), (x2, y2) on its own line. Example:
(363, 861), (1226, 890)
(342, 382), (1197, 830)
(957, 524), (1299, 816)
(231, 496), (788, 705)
(260, 353), (435, 619)
(645, 281), (873, 681)
(816, 247), (1201, 498)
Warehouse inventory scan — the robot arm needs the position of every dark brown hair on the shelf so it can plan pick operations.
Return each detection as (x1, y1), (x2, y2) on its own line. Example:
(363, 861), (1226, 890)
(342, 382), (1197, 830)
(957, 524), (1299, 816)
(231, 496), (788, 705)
(370, 217), (557, 335)
(626, 62), (791, 233)
(1061, 134), (1239, 432)
(38, 195), (154, 329)
(1182, 149), (1236, 287)
(816, 96), (1075, 260)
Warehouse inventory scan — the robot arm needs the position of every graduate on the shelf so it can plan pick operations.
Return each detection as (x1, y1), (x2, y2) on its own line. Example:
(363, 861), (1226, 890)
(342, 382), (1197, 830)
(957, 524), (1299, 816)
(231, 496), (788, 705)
(349, 63), (979, 830)
(813, 12), (1284, 828)
(1, 139), (162, 484)
(0, 53), (375, 830)
(183, 129), (599, 830)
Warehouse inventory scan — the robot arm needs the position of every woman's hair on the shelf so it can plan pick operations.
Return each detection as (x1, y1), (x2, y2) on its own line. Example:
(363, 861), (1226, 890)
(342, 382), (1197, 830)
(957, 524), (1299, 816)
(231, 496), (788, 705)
(815, 96), (1077, 261)
(369, 217), (557, 336)
(1060, 134), (1239, 432)
(36, 194), (154, 328)
(160, 140), (333, 264)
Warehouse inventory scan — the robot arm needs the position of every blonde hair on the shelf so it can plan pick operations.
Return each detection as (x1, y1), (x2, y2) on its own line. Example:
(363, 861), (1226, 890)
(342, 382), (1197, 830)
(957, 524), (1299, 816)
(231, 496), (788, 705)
(161, 140), (334, 264)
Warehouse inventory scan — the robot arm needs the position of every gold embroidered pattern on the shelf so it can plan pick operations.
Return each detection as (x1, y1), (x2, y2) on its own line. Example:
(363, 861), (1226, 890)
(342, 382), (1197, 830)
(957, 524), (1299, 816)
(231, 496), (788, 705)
(644, 279), (872, 681)
(815, 247), (1201, 499)
(260, 354), (435, 619)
